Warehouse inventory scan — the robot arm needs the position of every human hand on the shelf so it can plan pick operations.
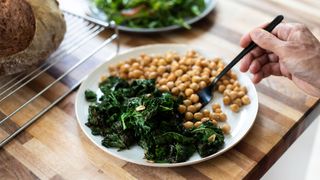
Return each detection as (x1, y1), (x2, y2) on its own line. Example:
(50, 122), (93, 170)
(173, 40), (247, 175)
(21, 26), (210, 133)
(240, 23), (320, 97)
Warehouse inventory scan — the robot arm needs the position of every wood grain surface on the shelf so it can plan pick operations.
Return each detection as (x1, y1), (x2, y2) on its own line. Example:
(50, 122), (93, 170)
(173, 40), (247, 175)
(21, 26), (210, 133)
(1, 0), (320, 179)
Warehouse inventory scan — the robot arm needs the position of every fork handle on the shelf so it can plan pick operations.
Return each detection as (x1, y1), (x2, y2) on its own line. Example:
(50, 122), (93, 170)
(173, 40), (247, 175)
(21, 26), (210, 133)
(210, 15), (284, 87)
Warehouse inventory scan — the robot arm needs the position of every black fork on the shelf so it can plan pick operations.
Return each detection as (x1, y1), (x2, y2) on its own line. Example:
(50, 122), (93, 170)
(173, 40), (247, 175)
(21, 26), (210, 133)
(197, 15), (284, 106)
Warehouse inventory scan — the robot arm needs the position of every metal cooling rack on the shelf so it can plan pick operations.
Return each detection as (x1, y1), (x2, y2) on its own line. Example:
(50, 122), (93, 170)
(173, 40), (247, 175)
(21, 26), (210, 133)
(0, 11), (119, 147)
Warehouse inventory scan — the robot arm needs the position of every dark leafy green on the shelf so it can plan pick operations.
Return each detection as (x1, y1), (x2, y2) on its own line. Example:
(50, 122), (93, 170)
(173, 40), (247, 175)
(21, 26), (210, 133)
(85, 90), (97, 102)
(94, 0), (206, 29)
(85, 76), (224, 163)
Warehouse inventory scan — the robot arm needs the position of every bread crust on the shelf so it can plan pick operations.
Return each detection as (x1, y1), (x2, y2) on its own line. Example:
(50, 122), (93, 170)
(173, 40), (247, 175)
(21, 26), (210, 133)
(0, 0), (66, 76)
(0, 0), (36, 57)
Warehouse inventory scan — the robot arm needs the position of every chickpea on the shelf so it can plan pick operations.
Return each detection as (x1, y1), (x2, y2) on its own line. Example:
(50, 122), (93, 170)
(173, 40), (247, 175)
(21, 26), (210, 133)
(219, 113), (227, 122)
(192, 76), (201, 83)
(165, 81), (174, 89)
(241, 95), (251, 105)
(234, 87), (240, 92)
(185, 112), (193, 120)
(167, 74), (176, 81)
(171, 87), (180, 96)
(175, 80), (182, 86)
(233, 81), (240, 87)
(211, 103), (221, 111)
(186, 58), (195, 66)
(132, 62), (140, 69)
(195, 103), (202, 110)
(211, 70), (218, 77)
(214, 108), (222, 113)
(132, 69), (143, 78)
(159, 85), (169, 92)
(181, 74), (190, 82)
(183, 121), (194, 129)
(230, 72), (238, 80)
(230, 104), (240, 112)
(229, 79), (235, 84)
(190, 83), (200, 91)
(199, 81), (207, 89)
(139, 75), (145, 79)
(148, 72), (158, 79)
(180, 65), (188, 72)
(175, 69), (184, 77)
(183, 99), (192, 106)
(202, 109), (210, 117)
(217, 62), (224, 68)
(142, 56), (152, 65)
(198, 60), (206, 67)
(178, 105), (187, 113)
(226, 84), (233, 90)
(233, 98), (242, 106)
(158, 78), (167, 85)
(211, 119), (218, 126)
(120, 63), (130, 73)
(157, 66), (166, 74)
(218, 85), (226, 93)
(195, 60), (202, 66)
(149, 65), (157, 71)
(187, 50), (196, 57)
(229, 91), (238, 100)
(171, 64), (179, 72)
(222, 80), (229, 86)
(194, 112), (203, 120)
(194, 121), (202, 128)
(210, 113), (220, 121)
(187, 71), (196, 76)
(190, 94), (200, 103)
(223, 96), (231, 105)
(240, 86), (248, 93)
(178, 83), (187, 91)
(227, 70), (232, 76)
(203, 67), (211, 74)
(192, 65), (202, 71)
(151, 58), (159, 65)
(184, 81), (191, 88)
(209, 62), (217, 69)
(187, 105), (197, 113)
(221, 123), (231, 134)
(185, 88), (194, 97)
(201, 117), (210, 122)
(158, 58), (167, 66)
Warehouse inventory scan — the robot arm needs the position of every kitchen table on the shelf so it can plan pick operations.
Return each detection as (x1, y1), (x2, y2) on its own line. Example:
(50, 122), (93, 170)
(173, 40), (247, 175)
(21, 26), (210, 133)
(1, 0), (320, 179)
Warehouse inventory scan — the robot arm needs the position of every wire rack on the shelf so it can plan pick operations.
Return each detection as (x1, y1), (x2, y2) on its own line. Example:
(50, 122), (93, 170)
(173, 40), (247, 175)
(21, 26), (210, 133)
(0, 11), (119, 147)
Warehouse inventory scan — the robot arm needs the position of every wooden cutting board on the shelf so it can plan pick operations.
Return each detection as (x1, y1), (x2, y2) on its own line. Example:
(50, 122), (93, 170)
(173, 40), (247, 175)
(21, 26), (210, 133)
(1, 0), (320, 179)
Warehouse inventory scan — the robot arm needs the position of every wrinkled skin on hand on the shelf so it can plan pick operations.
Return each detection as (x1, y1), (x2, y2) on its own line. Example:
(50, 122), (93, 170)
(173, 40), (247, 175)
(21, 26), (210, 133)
(240, 23), (320, 97)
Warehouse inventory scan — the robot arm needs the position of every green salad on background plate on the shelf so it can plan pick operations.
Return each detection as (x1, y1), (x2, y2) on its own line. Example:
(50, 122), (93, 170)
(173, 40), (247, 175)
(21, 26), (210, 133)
(88, 0), (217, 32)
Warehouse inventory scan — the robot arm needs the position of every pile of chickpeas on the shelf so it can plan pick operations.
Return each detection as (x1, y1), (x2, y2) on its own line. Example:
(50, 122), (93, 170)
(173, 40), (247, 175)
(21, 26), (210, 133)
(107, 50), (250, 134)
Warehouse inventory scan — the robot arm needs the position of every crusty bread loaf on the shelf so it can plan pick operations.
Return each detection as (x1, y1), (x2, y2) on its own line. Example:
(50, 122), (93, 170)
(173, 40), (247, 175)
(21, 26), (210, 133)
(0, 0), (36, 57)
(0, 0), (66, 76)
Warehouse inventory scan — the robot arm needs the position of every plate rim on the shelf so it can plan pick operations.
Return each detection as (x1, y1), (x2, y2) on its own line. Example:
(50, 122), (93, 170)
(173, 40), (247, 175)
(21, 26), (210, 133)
(75, 43), (259, 167)
(88, 0), (218, 33)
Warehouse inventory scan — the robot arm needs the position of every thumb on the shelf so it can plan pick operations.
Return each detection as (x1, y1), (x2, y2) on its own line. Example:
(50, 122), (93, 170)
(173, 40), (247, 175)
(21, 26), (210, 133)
(250, 28), (285, 55)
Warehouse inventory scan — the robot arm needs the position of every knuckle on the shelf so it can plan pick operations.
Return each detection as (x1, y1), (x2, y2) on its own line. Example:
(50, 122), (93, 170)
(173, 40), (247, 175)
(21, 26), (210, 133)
(293, 23), (307, 31)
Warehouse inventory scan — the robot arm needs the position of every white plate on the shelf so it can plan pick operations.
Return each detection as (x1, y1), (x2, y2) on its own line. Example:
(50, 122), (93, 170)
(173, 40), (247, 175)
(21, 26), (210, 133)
(75, 44), (258, 167)
(88, 0), (217, 33)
